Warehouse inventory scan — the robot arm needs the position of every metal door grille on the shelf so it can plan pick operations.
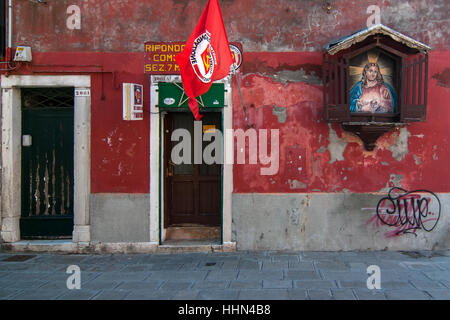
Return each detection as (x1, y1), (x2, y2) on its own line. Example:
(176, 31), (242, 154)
(20, 87), (74, 239)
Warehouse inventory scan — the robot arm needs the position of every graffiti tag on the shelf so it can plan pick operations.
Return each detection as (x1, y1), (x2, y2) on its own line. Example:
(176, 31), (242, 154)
(366, 187), (441, 237)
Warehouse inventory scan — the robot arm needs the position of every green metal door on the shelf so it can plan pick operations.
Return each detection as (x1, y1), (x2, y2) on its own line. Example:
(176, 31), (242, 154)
(20, 88), (74, 239)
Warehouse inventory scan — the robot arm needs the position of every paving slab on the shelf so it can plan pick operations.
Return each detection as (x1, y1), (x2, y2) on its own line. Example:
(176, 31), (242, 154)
(2, 272), (52, 281)
(287, 289), (308, 300)
(91, 289), (130, 300)
(193, 280), (229, 290)
(337, 280), (371, 289)
(116, 280), (163, 290)
(301, 252), (340, 260)
(331, 289), (357, 300)
(114, 264), (156, 272)
(308, 289), (333, 300)
(205, 270), (239, 280)
(294, 280), (337, 289)
(379, 281), (415, 289)
(422, 271), (450, 281)
(315, 261), (350, 271)
(262, 280), (293, 289)
(229, 280), (262, 289)
(288, 261), (315, 270)
(147, 270), (208, 281)
(171, 289), (201, 300)
(424, 289), (450, 300)
(10, 289), (66, 300)
(353, 289), (387, 300)
(261, 261), (289, 270)
(0, 280), (50, 290)
(221, 261), (240, 270)
(409, 280), (446, 290)
(270, 254), (301, 262)
(238, 289), (289, 300)
(0, 289), (22, 299)
(384, 289), (431, 300)
(284, 270), (321, 280)
(123, 290), (175, 300)
(56, 289), (101, 300)
(197, 289), (239, 300)
(321, 271), (367, 281)
(195, 262), (225, 270)
(237, 270), (284, 281)
(80, 280), (123, 290)
(95, 272), (150, 281)
(238, 261), (261, 270)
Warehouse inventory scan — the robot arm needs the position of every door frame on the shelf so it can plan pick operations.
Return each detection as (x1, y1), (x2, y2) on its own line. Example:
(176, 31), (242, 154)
(1, 75), (91, 243)
(150, 75), (234, 245)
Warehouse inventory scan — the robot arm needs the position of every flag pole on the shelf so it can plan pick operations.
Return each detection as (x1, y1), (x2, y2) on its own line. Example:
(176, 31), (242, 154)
(233, 70), (253, 128)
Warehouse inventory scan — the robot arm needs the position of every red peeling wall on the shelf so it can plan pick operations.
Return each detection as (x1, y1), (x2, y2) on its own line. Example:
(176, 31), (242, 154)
(4, 0), (450, 194)
(232, 51), (450, 193)
(11, 52), (151, 193)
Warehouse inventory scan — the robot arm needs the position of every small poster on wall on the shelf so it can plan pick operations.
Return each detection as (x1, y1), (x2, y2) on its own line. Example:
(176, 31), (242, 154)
(123, 83), (144, 120)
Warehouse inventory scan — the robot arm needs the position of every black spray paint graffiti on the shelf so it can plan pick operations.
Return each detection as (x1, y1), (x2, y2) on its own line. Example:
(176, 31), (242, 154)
(374, 187), (441, 237)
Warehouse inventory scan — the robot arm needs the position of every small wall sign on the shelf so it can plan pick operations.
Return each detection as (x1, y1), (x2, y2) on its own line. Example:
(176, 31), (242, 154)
(74, 89), (90, 97)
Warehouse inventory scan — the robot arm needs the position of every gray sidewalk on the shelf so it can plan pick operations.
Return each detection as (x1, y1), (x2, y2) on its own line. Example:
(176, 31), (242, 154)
(0, 250), (449, 300)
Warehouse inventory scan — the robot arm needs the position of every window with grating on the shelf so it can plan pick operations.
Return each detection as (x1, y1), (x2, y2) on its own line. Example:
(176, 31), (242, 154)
(21, 87), (74, 109)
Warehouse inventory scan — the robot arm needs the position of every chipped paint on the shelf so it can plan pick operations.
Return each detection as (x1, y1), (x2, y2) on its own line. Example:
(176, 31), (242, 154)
(288, 179), (307, 190)
(272, 106), (287, 123)
(271, 69), (322, 85)
(388, 127), (411, 161)
(327, 124), (348, 164)
(413, 154), (422, 165)
(380, 174), (403, 192)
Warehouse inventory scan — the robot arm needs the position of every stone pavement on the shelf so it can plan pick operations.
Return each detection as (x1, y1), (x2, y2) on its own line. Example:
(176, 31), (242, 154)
(0, 250), (449, 300)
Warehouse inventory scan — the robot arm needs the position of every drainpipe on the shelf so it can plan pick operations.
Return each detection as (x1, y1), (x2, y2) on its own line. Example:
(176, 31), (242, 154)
(5, 0), (12, 61)
(8, 0), (12, 48)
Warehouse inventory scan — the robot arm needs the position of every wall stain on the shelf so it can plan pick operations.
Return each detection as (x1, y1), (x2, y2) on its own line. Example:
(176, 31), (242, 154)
(432, 68), (450, 88)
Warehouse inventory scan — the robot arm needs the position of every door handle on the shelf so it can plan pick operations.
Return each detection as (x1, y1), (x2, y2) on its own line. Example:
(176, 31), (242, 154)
(166, 160), (174, 177)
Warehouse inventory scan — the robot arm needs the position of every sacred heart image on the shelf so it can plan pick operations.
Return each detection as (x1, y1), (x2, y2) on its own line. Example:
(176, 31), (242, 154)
(190, 30), (217, 83)
(349, 48), (397, 114)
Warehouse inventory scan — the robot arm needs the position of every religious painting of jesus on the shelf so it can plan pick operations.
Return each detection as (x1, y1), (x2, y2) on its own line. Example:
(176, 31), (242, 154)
(349, 49), (397, 113)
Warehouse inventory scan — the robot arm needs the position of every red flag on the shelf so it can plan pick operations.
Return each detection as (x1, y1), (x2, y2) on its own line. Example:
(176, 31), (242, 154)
(175, 0), (233, 120)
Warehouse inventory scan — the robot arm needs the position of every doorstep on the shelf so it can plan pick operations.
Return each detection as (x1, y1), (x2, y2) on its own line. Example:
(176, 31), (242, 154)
(1, 240), (77, 253)
(0, 240), (237, 254)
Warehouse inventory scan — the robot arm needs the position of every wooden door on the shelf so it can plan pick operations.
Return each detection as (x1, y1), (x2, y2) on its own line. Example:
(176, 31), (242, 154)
(20, 88), (74, 239)
(164, 112), (222, 227)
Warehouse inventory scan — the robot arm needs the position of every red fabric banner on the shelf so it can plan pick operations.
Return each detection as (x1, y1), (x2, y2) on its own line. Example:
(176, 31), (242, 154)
(175, 0), (233, 120)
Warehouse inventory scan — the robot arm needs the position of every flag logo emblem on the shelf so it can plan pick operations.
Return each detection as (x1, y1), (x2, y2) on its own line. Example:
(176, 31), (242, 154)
(190, 31), (217, 83)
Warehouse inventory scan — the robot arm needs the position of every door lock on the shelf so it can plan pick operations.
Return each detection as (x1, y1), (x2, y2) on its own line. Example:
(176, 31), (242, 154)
(166, 160), (175, 177)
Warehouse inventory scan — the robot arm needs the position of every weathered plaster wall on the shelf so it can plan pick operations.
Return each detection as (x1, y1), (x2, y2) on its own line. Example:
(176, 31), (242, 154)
(232, 51), (450, 194)
(13, 0), (450, 52)
(233, 193), (449, 251)
(14, 52), (151, 194)
(9, 0), (450, 196)
(4, 0), (449, 248)
(90, 194), (150, 242)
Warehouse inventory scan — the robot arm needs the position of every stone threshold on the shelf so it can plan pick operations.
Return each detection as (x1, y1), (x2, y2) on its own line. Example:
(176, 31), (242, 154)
(0, 240), (237, 254)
